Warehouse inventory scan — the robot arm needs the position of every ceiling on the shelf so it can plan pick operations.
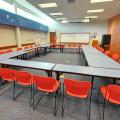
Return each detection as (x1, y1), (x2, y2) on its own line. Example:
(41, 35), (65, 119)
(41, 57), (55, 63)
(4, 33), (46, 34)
(26, 0), (120, 23)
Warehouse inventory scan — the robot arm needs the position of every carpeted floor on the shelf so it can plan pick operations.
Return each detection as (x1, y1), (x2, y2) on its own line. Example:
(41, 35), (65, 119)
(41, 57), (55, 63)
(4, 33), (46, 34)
(0, 50), (119, 120)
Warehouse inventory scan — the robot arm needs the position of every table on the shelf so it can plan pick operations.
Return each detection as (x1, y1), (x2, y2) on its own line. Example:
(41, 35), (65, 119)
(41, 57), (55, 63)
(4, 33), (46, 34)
(0, 50), (29, 61)
(82, 45), (101, 54)
(52, 63), (120, 120)
(50, 44), (64, 53)
(40, 44), (51, 55)
(82, 46), (120, 70)
(0, 59), (56, 77)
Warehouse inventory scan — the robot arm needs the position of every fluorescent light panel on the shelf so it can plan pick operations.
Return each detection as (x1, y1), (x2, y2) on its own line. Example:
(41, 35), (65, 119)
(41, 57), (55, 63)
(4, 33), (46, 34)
(91, 0), (114, 3)
(82, 19), (89, 22)
(56, 18), (67, 20)
(85, 16), (98, 18)
(50, 12), (63, 16)
(38, 3), (57, 8)
(61, 20), (69, 23)
(87, 9), (104, 13)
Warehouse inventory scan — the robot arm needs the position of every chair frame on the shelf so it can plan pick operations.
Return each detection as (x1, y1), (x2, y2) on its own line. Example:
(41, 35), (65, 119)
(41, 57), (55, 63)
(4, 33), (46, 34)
(32, 81), (61, 116)
(13, 72), (33, 107)
(62, 83), (91, 119)
(97, 85), (120, 120)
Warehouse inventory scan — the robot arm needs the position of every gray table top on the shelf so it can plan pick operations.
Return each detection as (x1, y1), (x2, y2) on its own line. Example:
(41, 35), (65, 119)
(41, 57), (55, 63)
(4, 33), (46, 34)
(82, 45), (101, 54)
(0, 59), (55, 70)
(0, 50), (29, 61)
(53, 64), (120, 79)
(40, 44), (50, 48)
(82, 46), (120, 70)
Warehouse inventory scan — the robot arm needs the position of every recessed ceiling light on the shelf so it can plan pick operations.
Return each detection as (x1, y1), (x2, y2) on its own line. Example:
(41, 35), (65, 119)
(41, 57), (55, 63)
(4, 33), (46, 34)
(56, 18), (67, 20)
(38, 3), (57, 8)
(91, 0), (114, 3)
(87, 9), (104, 13)
(50, 13), (63, 16)
(82, 19), (89, 23)
(85, 16), (98, 19)
(61, 20), (69, 23)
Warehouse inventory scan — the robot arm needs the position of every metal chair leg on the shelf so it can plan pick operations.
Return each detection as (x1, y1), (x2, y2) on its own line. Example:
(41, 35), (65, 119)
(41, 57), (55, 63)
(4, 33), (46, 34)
(54, 93), (57, 116)
(62, 84), (65, 117)
(13, 81), (16, 101)
(97, 88), (100, 104)
(30, 85), (33, 107)
(103, 98), (106, 120)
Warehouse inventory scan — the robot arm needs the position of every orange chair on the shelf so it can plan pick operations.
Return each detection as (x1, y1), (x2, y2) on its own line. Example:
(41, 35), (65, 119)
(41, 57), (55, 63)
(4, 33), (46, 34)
(94, 45), (99, 49)
(62, 79), (92, 119)
(112, 54), (119, 61)
(0, 68), (14, 95)
(13, 70), (33, 106)
(24, 46), (29, 49)
(33, 75), (61, 116)
(17, 47), (22, 51)
(5, 49), (13, 53)
(104, 51), (110, 56)
(97, 84), (120, 120)
(0, 68), (14, 82)
(0, 51), (5, 54)
(99, 47), (104, 52)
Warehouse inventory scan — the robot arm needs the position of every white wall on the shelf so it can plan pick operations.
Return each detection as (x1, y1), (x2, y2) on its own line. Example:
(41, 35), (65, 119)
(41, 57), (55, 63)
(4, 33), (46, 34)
(49, 20), (108, 44)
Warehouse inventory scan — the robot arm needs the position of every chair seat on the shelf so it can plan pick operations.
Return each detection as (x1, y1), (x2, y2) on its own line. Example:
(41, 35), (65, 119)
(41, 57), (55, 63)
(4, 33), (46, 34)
(101, 86), (120, 105)
(37, 81), (60, 93)
(66, 91), (88, 98)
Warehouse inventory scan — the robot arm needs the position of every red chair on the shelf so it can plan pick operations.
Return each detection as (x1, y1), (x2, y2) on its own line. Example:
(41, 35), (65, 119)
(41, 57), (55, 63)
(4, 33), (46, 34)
(0, 68), (14, 82)
(5, 49), (13, 53)
(0, 68), (14, 95)
(24, 46), (29, 49)
(33, 75), (61, 116)
(0, 51), (5, 54)
(104, 51), (110, 56)
(97, 84), (120, 120)
(112, 54), (119, 61)
(13, 70), (33, 106)
(94, 45), (98, 48)
(17, 47), (22, 51)
(99, 47), (104, 52)
(62, 79), (92, 118)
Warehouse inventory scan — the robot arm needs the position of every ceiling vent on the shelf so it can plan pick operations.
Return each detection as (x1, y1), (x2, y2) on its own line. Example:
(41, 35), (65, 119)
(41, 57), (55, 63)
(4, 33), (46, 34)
(67, 0), (75, 3)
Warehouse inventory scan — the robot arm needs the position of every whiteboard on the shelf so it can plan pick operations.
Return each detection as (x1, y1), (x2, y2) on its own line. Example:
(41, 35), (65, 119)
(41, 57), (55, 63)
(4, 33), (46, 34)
(61, 33), (90, 43)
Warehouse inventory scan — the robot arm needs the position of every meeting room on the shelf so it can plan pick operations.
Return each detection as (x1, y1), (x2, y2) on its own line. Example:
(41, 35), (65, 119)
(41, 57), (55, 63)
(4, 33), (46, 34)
(0, 0), (120, 120)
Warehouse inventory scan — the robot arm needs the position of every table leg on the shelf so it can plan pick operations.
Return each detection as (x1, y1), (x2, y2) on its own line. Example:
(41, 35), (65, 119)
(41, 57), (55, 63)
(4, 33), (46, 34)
(56, 72), (60, 81)
(88, 76), (94, 120)
(62, 46), (64, 53)
(113, 78), (116, 84)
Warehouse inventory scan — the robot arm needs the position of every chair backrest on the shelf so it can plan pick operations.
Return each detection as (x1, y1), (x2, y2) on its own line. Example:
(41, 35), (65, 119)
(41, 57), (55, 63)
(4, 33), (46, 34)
(29, 45), (33, 48)
(104, 51), (110, 56)
(99, 47), (104, 52)
(33, 75), (57, 91)
(108, 84), (120, 104)
(0, 51), (5, 54)
(17, 48), (22, 51)
(64, 79), (92, 95)
(5, 49), (13, 53)
(24, 46), (29, 49)
(0, 68), (14, 82)
(112, 54), (119, 61)
(13, 70), (32, 85)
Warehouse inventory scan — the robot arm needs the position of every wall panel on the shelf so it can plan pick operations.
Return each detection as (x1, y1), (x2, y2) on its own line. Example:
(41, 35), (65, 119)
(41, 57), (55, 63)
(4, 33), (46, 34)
(109, 13), (120, 55)
(0, 24), (16, 47)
